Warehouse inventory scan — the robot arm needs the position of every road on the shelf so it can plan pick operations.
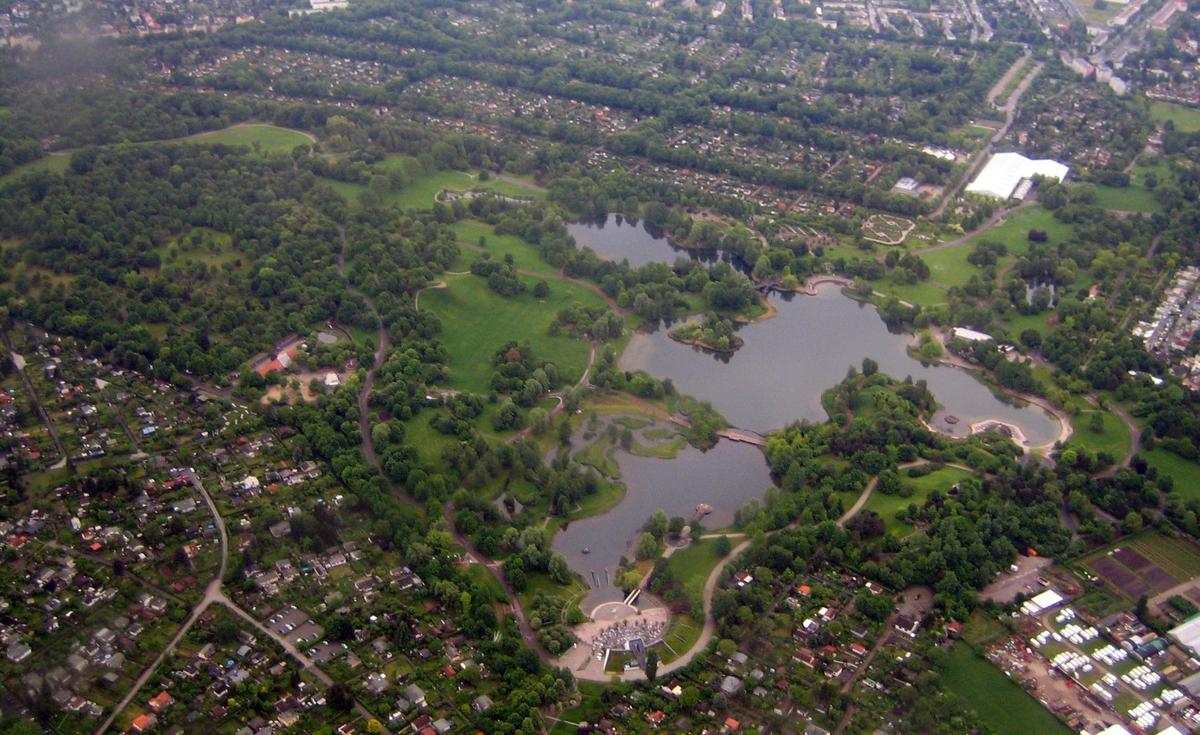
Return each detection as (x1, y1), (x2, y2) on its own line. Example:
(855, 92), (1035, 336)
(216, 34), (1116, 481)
(96, 474), (388, 734)
(930, 62), (1043, 220)
(5, 339), (68, 469)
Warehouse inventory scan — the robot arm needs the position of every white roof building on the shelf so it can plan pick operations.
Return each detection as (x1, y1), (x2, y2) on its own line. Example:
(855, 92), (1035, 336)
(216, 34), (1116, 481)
(1020, 588), (1064, 615)
(1169, 614), (1200, 656)
(966, 152), (1069, 200)
(952, 327), (993, 343)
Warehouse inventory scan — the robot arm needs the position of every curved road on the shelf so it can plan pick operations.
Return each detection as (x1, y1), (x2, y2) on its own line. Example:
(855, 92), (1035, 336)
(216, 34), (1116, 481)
(96, 474), (387, 734)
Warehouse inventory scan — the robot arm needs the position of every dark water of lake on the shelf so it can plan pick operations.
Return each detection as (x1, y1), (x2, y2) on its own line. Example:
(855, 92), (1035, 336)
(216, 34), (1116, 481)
(566, 214), (735, 269)
(620, 285), (1060, 443)
(551, 431), (772, 611)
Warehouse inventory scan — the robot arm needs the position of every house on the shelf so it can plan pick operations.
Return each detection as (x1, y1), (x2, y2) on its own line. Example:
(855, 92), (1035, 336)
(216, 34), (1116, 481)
(723, 717), (741, 732)
(268, 520), (291, 539)
(131, 713), (158, 732)
(148, 690), (174, 712)
(404, 684), (427, 707)
(894, 615), (921, 639)
(472, 694), (493, 713)
(719, 675), (744, 696)
(431, 719), (452, 735)
(646, 710), (665, 727)
(6, 641), (31, 663)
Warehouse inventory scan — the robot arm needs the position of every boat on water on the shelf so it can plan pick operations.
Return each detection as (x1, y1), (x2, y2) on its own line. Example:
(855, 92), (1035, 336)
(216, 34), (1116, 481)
(694, 503), (713, 520)
(582, 547), (591, 554)
(944, 415), (959, 425)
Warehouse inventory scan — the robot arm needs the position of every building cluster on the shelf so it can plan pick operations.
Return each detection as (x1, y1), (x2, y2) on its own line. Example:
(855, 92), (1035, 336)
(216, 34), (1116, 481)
(1133, 266), (1200, 390)
(0, 0), (293, 48)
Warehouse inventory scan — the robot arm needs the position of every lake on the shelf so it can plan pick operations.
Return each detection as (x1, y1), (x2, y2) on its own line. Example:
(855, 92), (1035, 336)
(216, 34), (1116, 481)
(551, 427), (772, 611)
(621, 286), (1060, 443)
(567, 214), (735, 269)
(554, 215), (1060, 608)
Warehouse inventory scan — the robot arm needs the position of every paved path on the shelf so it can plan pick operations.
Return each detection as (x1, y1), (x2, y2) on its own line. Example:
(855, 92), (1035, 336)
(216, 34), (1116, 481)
(930, 62), (1042, 220)
(97, 473), (387, 734)
(338, 224), (419, 511)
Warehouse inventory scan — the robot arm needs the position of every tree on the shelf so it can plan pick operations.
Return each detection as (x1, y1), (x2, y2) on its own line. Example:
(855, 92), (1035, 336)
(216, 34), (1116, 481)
(644, 650), (659, 681)
(715, 535), (733, 556)
(861, 357), (878, 376)
(645, 509), (669, 539)
(1123, 511), (1143, 534)
(1089, 413), (1105, 433)
(533, 280), (550, 299)
(636, 532), (659, 560)
(329, 683), (354, 711)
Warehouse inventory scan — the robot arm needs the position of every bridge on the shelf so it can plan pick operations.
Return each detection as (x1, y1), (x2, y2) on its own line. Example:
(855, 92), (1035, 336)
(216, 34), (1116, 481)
(665, 416), (768, 447)
(717, 429), (767, 447)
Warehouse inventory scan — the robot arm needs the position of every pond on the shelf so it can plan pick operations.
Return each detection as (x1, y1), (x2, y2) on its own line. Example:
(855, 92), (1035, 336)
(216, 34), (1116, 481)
(567, 214), (735, 269)
(620, 285), (1061, 443)
(550, 427), (772, 610)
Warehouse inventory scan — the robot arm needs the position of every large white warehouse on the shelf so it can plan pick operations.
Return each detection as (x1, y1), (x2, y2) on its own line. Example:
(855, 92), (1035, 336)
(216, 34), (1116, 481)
(966, 151), (1069, 200)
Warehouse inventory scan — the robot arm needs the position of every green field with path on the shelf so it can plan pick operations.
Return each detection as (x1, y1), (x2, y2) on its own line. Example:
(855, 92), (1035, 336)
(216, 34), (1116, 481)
(420, 273), (604, 393)
(862, 466), (972, 534)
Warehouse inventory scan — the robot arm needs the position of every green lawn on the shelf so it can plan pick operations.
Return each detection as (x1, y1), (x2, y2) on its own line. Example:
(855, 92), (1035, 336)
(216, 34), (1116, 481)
(665, 538), (725, 603)
(328, 167), (545, 210)
(862, 466), (973, 534)
(1144, 448), (1200, 502)
(402, 412), (457, 467)
(419, 273), (603, 393)
(918, 206), (1078, 302)
(1090, 184), (1162, 214)
(1064, 410), (1131, 460)
(0, 153), (70, 185)
(1150, 102), (1200, 133)
(451, 221), (558, 275)
(182, 124), (313, 152)
(942, 643), (1071, 735)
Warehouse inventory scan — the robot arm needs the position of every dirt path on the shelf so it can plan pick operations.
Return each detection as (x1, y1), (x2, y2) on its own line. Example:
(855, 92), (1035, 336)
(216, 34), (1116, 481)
(4, 339), (67, 468)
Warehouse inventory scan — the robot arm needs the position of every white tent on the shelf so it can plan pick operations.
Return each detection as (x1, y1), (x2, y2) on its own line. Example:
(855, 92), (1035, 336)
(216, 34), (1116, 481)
(966, 152), (1069, 200)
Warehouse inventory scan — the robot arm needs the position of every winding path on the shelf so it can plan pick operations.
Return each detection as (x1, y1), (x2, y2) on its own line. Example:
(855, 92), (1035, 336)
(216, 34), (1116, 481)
(96, 473), (387, 734)
(337, 224), (419, 510)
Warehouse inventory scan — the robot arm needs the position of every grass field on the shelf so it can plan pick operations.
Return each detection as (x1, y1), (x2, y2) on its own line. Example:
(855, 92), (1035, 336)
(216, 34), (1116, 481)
(1150, 102), (1200, 133)
(182, 124), (313, 152)
(419, 273), (604, 393)
(1064, 410), (1131, 460)
(1090, 184), (1162, 214)
(942, 643), (1072, 735)
(665, 538), (725, 603)
(1143, 448), (1200, 502)
(863, 466), (973, 534)
(330, 167), (544, 210)
(451, 221), (558, 275)
(0, 153), (70, 185)
(961, 610), (1007, 647)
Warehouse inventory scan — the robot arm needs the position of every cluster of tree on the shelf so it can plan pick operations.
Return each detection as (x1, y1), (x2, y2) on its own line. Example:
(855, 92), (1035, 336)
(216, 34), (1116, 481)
(550, 302), (624, 341)
(470, 253), (526, 297)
